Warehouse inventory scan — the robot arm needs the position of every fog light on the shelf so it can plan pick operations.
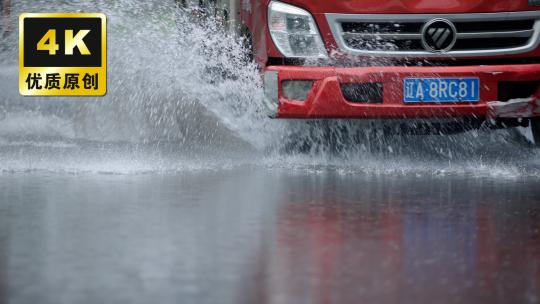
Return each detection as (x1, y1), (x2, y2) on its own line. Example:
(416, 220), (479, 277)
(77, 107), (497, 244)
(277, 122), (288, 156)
(282, 80), (314, 101)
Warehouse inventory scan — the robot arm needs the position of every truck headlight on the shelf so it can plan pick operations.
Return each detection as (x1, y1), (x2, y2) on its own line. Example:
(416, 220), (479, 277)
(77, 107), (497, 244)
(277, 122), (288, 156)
(268, 1), (328, 59)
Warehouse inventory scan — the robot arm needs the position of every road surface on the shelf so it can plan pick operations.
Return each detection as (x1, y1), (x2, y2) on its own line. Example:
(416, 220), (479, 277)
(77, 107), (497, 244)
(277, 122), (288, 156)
(0, 166), (539, 304)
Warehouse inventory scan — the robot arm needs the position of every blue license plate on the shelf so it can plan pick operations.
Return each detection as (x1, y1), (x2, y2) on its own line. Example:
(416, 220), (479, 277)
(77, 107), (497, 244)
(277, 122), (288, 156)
(403, 78), (480, 103)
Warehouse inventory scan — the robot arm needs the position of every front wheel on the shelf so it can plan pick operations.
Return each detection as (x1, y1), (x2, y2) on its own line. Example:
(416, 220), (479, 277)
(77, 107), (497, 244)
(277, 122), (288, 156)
(532, 118), (540, 147)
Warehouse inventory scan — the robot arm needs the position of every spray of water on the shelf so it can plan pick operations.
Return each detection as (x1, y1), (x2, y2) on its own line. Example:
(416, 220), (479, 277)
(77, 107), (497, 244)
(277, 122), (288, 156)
(0, 0), (538, 175)
(0, 0), (276, 145)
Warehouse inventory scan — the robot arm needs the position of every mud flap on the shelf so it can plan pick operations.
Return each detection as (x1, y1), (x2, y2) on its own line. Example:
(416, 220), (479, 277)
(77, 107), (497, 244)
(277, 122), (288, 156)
(487, 98), (540, 120)
(487, 98), (540, 147)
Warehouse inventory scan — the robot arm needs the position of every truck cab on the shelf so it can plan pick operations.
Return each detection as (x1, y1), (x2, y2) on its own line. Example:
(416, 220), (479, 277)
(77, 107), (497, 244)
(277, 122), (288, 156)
(190, 0), (540, 145)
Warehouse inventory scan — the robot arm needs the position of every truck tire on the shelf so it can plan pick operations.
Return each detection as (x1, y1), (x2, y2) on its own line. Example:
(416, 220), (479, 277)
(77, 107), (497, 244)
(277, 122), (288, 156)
(532, 118), (540, 147)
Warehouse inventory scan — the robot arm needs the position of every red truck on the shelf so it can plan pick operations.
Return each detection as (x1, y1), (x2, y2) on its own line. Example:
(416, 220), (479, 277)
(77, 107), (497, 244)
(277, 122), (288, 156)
(186, 0), (540, 146)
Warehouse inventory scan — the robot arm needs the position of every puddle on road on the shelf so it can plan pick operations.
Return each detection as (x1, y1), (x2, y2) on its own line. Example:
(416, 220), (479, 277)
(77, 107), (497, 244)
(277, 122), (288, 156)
(0, 170), (539, 304)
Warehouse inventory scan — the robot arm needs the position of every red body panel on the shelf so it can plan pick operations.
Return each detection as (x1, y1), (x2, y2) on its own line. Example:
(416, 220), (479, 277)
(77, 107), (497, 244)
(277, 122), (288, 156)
(263, 0), (540, 14)
(241, 0), (540, 65)
(242, 0), (540, 119)
(267, 64), (540, 119)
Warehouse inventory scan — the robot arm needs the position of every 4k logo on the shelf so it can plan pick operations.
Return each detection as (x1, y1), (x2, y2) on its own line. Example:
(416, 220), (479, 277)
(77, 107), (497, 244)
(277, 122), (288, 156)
(19, 13), (107, 96)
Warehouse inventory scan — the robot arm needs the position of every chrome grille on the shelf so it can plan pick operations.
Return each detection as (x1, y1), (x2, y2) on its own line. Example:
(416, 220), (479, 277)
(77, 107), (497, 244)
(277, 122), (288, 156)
(326, 12), (540, 57)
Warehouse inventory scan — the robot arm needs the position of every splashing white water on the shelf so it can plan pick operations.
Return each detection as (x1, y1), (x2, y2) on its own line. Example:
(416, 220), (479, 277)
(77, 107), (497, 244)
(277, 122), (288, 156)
(1, 0), (280, 147)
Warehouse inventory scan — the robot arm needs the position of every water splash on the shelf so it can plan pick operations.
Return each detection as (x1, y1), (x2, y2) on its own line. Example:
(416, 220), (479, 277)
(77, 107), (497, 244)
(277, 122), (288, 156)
(1, 0), (276, 146)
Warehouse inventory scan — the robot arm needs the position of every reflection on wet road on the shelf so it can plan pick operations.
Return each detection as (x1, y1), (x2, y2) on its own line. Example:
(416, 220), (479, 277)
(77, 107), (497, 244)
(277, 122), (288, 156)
(0, 170), (539, 304)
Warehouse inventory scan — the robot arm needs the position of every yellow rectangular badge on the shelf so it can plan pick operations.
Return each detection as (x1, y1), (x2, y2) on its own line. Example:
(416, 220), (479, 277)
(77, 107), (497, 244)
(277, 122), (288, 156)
(19, 13), (107, 96)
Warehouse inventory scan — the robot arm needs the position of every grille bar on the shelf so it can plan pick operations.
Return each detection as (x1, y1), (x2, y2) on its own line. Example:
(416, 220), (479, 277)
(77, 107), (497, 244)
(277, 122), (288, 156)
(457, 30), (534, 39)
(326, 11), (540, 58)
(341, 30), (533, 41)
(342, 32), (422, 40)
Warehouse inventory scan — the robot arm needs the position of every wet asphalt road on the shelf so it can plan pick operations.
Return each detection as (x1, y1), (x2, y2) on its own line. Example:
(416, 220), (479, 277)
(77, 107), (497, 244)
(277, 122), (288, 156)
(0, 170), (539, 304)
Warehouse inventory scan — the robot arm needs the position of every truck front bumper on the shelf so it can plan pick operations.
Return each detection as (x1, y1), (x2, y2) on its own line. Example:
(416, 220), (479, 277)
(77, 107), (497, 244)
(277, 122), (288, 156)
(264, 64), (540, 119)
